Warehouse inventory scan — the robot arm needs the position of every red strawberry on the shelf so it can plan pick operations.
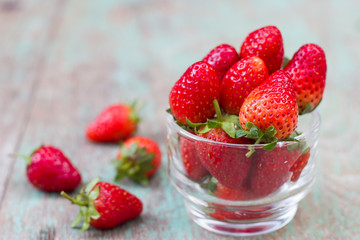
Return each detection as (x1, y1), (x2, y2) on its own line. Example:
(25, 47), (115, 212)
(249, 146), (301, 197)
(86, 103), (139, 142)
(196, 127), (254, 189)
(240, 26), (284, 74)
(169, 61), (219, 124)
(202, 44), (240, 82)
(115, 136), (161, 185)
(220, 56), (269, 114)
(214, 183), (254, 201)
(209, 207), (272, 222)
(239, 70), (298, 140)
(290, 150), (310, 182)
(61, 178), (142, 230)
(284, 43), (327, 114)
(20, 145), (81, 192)
(180, 136), (208, 181)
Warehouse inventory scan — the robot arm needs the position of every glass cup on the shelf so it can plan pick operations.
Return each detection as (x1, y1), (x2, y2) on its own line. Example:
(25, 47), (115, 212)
(167, 111), (320, 237)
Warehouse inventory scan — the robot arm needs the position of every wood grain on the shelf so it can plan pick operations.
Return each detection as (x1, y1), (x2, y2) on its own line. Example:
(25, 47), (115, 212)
(0, 0), (360, 239)
(0, 0), (66, 203)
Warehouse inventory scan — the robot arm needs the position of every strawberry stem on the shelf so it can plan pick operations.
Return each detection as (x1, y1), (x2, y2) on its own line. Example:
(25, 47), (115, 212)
(213, 99), (223, 122)
(60, 191), (88, 207)
(12, 153), (32, 166)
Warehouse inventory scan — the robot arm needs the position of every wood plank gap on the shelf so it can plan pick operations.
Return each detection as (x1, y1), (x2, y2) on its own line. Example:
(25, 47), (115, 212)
(0, 0), (68, 209)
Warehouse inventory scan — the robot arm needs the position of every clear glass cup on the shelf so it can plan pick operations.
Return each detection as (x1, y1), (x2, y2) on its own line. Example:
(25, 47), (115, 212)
(167, 111), (321, 237)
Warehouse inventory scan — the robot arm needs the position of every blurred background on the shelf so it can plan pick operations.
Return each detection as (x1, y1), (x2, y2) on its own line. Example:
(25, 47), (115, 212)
(0, 0), (360, 239)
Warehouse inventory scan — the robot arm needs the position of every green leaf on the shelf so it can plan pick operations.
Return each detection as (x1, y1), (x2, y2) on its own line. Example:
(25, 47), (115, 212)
(301, 102), (313, 115)
(287, 142), (299, 152)
(207, 177), (218, 193)
(264, 126), (277, 138)
(84, 177), (100, 194)
(137, 153), (155, 164)
(247, 125), (264, 139)
(80, 221), (90, 231)
(88, 207), (100, 220)
(140, 162), (155, 172)
(88, 186), (100, 201)
(115, 170), (127, 181)
(166, 108), (172, 114)
(221, 122), (236, 138)
(301, 147), (310, 155)
(130, 173), (149, 186)
(282, 56), (290, 69)
(128, 143), (139, 156)
(263, 140), (277, 151)
(299, 141), (308, 152)
(245, 122), (255, 129)
(71, 212), (83, 228)
(207, 119), (222, 129)
(236, 129), (248, 138)
(223, 114), (240, 125)
(198, 125), (211, 134)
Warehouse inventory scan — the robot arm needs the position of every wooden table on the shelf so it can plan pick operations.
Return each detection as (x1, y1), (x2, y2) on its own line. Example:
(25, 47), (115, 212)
(1, 0), (359, 239)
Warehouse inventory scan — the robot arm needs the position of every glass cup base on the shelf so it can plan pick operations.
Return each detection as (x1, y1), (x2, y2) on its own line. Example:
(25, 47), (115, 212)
(184, 200), (298, 237)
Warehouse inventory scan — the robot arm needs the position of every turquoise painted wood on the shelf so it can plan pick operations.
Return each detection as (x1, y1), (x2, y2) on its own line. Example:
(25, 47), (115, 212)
(0, 0), (360, 239)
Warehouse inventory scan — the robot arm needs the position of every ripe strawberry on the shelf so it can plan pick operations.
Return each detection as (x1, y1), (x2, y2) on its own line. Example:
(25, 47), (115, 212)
(284, 43), (327, 114)
(180, 136), (208, 181)
(290, 150), (310, 181)
(115, 136), (161, 185)
(240, 26), (284, 74)
(20, 145), (81, 192)
(169, 61), (220, 125)
(196, 127), (254, 189)
(239, 70), (298, 140)
(214, 183), (254, 201)
(86, 103), (139, 142)
(220, 56), (269, 114)
(202, 44), (240, 82)
(249, 146), (301, 197)
(209, 207), (272, 222)
(61, 178), (142, 230)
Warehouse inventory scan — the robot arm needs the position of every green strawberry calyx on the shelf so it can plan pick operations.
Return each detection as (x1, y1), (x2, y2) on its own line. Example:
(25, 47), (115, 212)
(128, 100), (142, 123)
(281, 56), (290, 69)
(285, 130), (309, 154)
(114, 142), (155, 186)
(186, 99), (239, 138)
(60, 177), (101, 231)
(167, 100), (306, 157)
(12, 144), (44, 166)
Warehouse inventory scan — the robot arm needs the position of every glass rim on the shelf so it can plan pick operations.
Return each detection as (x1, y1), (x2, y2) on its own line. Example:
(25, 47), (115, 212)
(166, 110), (321, 147)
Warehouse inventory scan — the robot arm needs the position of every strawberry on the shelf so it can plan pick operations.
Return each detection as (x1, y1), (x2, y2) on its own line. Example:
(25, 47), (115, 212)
(220, 56), (269, 114)
(196, 127), (254, 189)
(240, 25), (284, 74)
(213, 183), (254, 201)
(290, 150), (310, 182)
(202, 44), (240, 82)
(61, 178), (142, 230)
(86, 103), (139, 142)
(18, 145), (81, 192)
(169, 61), (219, 125)
(284, 43), (327, 114)
(180, 136), (208, 181)
(239, 70), (298, 140)
(209, 207), (272, 222)
(249, 146), (301, 197)
(114, 136), (161, 185)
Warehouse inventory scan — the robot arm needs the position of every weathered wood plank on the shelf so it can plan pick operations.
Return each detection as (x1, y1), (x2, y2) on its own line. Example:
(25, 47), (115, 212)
(0, 0), (66, 204)
(0, 0), (360, 239)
